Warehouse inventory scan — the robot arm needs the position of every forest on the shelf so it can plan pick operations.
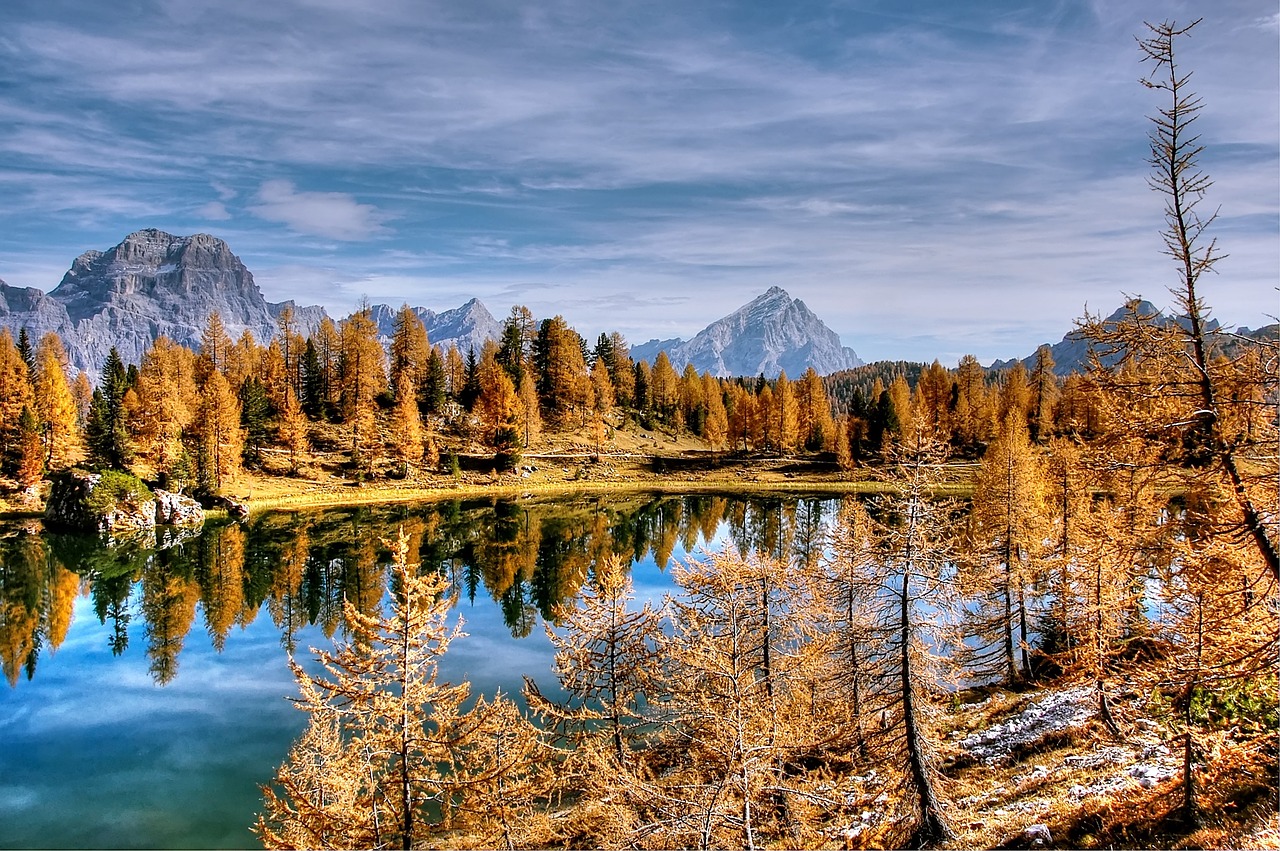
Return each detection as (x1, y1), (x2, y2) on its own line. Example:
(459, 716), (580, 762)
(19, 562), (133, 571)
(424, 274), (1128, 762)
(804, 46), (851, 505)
(0, 19), (1275, 850)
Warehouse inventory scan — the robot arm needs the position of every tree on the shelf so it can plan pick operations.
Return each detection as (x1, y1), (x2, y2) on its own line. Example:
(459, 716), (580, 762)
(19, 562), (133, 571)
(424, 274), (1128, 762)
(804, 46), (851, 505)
(257, 529), (495, 850)
(300, 338), (326, 418)
(962, 412), (1048, 683)
(648, 352), (679, 427)
(196, 368), (243, 493)
(914, 360), (952, 443)
(497, 306), (535, 388)
(421, 347), (447, 417)
(702, 374), (729, 456)
(774, 371), (799, 453)
(534, 316), (589, 427)
(1134, 18), (1278, 581)
(1157, 491), (1278, 825)
(200, 311), (232, 374)
(339, 306), (386, 471)
(951, 354), (992, 454)
(86, 347), (132, 470)
(391, 373), (425, 475)
(525, 554), (662, 773)
(277, 385), (310, 471)
(0, 330), (34, 470)
(475, 354), (521, 463)
(15, 406), (43, 490)
(856, 427), (958, 845)
(239, 377), (272, 467)
(1028, 345), (1059, 443)
(15, 328), (33, 374)
(225, 329), (260, 391)
(275, 303), (305, 398)
(313, 318), (344, 418)
(29, 334), (79, 469)
(795, 367), (834, 451)
(656, 547), (829, 850)
(516, 372), (541, 450)
(127, 337), (198, 482)
(389, 304), (429, 401)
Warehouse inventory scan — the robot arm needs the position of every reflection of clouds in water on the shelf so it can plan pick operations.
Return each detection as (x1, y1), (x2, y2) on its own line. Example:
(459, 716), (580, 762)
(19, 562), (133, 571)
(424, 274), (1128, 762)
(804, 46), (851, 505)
(0, 785), (38, 813)
(2, 494), (847, 848)
(0, 604), (318, 850)
(442, 600), (556, 699)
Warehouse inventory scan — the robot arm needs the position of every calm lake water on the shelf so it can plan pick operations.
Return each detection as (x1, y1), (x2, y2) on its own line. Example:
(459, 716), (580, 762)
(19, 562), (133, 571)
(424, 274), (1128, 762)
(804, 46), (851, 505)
(0, 492), (839, 849)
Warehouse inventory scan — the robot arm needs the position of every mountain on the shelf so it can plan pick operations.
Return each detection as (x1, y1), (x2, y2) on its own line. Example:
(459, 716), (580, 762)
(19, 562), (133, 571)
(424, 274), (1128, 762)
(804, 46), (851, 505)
(268, 300), (330, 337)
(630, 286), (862, 378)
(0, 277), (75, 344)
(366, 298), (503, 356)
(0, 229), (279, 378)
(0, 230), (503, 379)
(989, 299), (1225, 376)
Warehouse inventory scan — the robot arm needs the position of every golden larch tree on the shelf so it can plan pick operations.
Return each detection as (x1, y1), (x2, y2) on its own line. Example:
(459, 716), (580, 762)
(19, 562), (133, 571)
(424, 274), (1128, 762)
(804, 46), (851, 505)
(31, 333), (81, 469)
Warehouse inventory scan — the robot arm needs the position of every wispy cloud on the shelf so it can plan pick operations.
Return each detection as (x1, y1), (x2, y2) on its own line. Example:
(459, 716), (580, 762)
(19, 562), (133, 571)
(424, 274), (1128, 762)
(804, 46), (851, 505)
(248, 180), (388, 241)
(0, 0), (1273, 362)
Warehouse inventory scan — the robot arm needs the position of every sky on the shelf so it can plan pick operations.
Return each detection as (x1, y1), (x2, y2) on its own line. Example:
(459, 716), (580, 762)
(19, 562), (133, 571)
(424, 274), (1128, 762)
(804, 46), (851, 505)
(0, 0), (1276, 365)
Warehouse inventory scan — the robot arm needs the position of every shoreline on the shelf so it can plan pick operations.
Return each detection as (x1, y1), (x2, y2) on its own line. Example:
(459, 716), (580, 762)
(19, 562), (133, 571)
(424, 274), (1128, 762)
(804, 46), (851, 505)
(0, 454), (980, 523)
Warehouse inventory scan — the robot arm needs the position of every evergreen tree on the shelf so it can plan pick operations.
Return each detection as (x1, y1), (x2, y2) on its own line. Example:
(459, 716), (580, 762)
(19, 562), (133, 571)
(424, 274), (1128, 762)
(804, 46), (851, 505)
(16, 328), (33, 374)
(421, 347), (447, 416)
(300, 339), (325, 418)
(459, 346), (481, 411)
(86, 347), (132, 470)
(239, 377), (272, 466)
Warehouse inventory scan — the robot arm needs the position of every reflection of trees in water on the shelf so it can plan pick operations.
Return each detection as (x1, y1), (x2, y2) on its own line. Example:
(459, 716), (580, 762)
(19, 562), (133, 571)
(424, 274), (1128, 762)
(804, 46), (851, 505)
(0, 532), (86, 686)
(2, 494), (845, 684)
(141, 548), (200, 686)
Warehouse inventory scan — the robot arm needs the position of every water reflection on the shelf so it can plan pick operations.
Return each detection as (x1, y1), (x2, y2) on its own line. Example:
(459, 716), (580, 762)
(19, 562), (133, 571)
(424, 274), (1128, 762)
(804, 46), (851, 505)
(0, 493), (839, 687)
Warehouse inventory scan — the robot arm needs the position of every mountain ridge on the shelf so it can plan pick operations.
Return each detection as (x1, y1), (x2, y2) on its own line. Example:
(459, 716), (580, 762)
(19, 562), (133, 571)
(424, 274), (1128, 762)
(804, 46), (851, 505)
(0, 231), (866, 381)
(0, 230), (505, 378)
(630, 286), (862, 378)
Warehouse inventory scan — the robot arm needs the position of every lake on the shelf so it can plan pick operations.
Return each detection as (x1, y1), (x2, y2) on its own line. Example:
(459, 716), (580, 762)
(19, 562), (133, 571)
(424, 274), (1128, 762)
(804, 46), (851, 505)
(0, 492), (839, 849)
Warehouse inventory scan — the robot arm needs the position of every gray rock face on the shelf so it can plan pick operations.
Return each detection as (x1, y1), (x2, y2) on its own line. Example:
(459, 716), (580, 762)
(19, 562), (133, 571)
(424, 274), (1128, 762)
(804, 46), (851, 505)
(1, 230), (278, 379)
(368, 297), (503, 355)
(153, 489), (205, 526)
(990, 299), (1227, 376)
(0, 278), (75, 347)
(268, 299), (330, 337)
(47, 229), (278, 378)
(630, 286), (862, 378)
(45, 471), (156, 534)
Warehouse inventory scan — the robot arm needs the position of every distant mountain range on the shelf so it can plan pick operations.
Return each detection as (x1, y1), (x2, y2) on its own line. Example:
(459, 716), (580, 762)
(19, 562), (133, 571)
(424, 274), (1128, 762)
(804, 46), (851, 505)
(0, 230), (503, 379)
(10, 230), (1260, 386)
(0, 231), (866, 381)
(990, 299), (1276, 376)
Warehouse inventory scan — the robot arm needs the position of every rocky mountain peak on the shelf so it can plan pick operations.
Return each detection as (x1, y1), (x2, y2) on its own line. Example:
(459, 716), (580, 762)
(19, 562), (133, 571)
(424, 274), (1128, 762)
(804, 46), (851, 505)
(15, 230), (277, 377)
(631, 287), (861, 378)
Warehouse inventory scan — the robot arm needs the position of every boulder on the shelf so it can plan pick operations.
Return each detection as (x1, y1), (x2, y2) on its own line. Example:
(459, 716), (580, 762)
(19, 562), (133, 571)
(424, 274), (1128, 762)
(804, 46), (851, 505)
(153, 489), (205, 526)
(45, 470), (156, 534)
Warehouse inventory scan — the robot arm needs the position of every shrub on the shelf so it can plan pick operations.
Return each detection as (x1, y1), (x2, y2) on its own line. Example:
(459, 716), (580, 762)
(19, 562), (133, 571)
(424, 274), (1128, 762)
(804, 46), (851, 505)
(83, 470), (154, 520)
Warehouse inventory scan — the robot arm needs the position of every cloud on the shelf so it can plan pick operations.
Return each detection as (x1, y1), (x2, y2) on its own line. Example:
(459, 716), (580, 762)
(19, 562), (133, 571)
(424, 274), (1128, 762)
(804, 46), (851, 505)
(248, 180), (387, 240)
(0, 0), (1273, 363)
(195, 201), (231, 221)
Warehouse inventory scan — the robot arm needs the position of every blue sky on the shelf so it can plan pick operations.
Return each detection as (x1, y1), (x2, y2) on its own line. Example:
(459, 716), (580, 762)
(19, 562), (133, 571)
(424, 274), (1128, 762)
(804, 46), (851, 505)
(1, 0), (1275, 364)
